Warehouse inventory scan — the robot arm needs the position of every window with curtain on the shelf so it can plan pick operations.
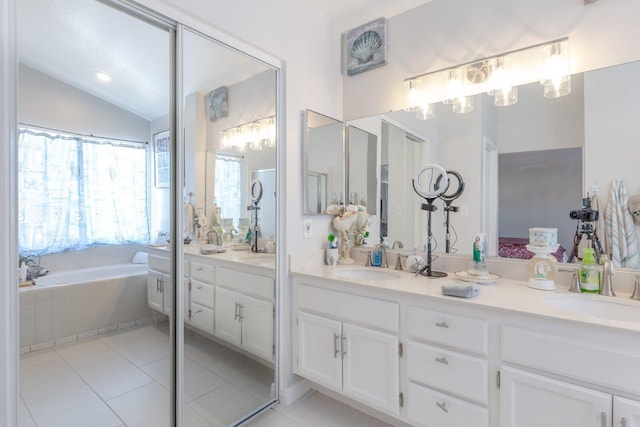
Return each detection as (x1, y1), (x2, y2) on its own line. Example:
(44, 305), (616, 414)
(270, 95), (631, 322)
(18, 127), (150, 255)
(214, 154), (244, 226)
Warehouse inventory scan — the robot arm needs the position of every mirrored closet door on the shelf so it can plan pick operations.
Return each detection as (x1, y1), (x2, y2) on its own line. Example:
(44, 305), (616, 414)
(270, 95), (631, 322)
(16, 0), (278, 425)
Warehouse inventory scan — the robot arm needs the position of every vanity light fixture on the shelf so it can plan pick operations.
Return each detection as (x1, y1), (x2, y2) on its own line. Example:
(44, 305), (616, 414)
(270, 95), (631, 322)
(403, 37), (571, 119)
(94, 71), (112, 82)
(220, 116), (276, 152)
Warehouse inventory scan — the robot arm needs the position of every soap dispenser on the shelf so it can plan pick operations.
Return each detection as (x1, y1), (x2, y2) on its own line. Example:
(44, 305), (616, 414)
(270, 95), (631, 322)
(579, 248), (601, 293)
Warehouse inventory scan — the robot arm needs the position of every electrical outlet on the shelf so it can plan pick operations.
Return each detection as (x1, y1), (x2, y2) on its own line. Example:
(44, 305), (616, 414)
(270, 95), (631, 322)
(460, 205), (470, 216)
(303, 220), (313, 238)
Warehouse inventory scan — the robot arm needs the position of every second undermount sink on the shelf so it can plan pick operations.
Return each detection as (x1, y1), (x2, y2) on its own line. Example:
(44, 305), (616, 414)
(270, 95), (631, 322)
(332, 268), (401, 281)
(544, 294), (640, 324)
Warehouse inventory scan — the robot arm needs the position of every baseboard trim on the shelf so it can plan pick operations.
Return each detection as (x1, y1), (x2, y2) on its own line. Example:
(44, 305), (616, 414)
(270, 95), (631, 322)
(280, 378), (312, 406)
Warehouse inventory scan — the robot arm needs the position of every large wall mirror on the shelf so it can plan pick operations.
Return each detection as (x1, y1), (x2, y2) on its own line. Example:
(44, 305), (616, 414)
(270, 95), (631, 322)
(348, 59), (640, 270)
(17, 0), (279, 425)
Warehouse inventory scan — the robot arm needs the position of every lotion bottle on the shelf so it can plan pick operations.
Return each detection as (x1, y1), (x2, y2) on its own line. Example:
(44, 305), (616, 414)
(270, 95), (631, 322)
(579, 248), (601, 293)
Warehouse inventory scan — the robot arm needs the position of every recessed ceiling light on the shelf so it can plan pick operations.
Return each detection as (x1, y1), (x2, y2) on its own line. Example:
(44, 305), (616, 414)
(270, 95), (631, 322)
(94, 71), (112, 82)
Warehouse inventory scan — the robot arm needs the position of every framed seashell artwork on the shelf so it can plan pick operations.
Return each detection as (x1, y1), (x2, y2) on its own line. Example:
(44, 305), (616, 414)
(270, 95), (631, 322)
(344, 18), (387, 76)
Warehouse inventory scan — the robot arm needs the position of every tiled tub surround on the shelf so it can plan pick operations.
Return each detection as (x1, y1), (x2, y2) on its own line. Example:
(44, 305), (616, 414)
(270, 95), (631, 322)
(20, 263), (151, 352)
(291, 253), (640, 427)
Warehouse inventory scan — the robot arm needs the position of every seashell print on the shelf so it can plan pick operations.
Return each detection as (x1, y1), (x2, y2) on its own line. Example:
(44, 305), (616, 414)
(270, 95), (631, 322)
(350, 30), (382, 64)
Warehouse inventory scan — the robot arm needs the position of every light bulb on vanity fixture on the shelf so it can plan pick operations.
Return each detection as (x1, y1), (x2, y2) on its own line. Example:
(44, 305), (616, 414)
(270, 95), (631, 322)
(540, 40), (571, 98)
(402, 37), (571, 116)
(220, 116), (276, 152)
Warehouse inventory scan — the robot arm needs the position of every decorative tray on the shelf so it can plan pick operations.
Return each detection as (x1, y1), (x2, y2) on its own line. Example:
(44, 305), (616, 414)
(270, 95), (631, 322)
(455, 270), (501, 284)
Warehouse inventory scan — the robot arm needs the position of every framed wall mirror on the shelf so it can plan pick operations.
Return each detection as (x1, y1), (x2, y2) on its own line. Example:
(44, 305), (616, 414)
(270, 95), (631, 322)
(349, 59), (640, 271)
(302, 110), (344, 215)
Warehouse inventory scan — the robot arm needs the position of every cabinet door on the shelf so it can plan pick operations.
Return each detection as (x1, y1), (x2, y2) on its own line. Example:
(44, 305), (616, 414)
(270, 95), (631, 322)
(296, 311), (342, 391)
(147, 270), (164, 312)
(501, 367), (612, 427)
(241, 294), (274, 361)
(214, 287), (242, 346)
(615, 396), (640, 427)
(342, 323), (400, 415)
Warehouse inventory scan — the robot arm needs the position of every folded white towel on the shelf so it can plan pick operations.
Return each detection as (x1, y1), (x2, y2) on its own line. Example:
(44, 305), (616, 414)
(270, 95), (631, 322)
(184, 203), (195, 235)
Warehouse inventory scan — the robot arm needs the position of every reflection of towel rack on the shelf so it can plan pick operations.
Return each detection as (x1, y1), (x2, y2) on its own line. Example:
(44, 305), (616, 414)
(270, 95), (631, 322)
(184, 191), (194, 204)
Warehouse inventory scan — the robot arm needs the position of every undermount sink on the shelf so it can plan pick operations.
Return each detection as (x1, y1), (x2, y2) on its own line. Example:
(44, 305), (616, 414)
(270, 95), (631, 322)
(544, 294), (640, 324)
(332, 268), (401, 281)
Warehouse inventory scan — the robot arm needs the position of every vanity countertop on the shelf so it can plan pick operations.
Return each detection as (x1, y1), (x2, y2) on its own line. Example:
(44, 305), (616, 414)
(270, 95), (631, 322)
(291, 265), (640, 334)
(148, 244), (275, 272)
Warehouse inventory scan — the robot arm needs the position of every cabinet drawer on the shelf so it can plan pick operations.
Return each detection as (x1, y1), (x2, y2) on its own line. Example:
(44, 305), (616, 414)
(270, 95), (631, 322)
(190, 303), (214, 333)
(502, 326), (640, 396)
(191, 279), (214, 308)
(217, 267), (274, 300)
(407, 382), (489, 427)
(148, 255), (189, 275)
(298, 284), (399, 332)
(407, 341), (488, 404)
(191, 262), (215, 284)
(407, 306), (488, 355)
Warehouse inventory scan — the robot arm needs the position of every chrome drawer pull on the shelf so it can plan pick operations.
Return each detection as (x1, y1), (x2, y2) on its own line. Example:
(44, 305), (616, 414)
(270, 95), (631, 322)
(435, 321), (450, 328)
(435, 357), (449, 365)
(234, 302), (240, 320)
(195, 309), (202, 314)
(196, 286), (202, 290)
(238, 304), (244, 321)
(333, 333), (340, 358)
(436, 401), (448, 413)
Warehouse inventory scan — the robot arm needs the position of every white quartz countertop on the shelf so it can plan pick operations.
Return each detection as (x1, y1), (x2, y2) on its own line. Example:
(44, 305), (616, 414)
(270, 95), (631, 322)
(148, 244), (275, 271)
(291, 265), (640, 333)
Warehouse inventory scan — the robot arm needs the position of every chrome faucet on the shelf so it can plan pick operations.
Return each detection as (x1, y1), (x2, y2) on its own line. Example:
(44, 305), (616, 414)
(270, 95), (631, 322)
(370, 243), (388, 268)
(204, 228), (222, 246)
(632, 276), (640, 301)
(392, 240), (404, 249)
(600, 254), (615, 297)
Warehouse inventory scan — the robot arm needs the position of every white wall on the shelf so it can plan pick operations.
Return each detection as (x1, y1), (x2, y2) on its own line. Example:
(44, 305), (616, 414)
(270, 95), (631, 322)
(343, 0), (640, 120)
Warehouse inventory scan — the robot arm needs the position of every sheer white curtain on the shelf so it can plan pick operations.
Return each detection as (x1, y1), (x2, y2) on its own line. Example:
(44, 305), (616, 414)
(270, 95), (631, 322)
(214, 154), (243, 226)
(18, 128), (149, 255)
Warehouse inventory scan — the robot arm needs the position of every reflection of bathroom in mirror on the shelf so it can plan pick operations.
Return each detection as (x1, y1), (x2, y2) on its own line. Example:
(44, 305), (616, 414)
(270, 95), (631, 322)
(352, 59), (640, 268)
(347, 125), (377, 215)
(302, 110), (344, 215)
(16, 1), (279, 425)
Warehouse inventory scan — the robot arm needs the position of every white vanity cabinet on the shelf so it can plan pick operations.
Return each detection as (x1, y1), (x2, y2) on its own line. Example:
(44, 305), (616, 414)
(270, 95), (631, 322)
(188, 261), (215, 333)
(147, 254), (173, 315)
(405, 307), (489, 427)
(294, 284), (401, 415)
(214, 266), (275, 362)
(500, 367), (612, 427)
(501, 326), (640, 427)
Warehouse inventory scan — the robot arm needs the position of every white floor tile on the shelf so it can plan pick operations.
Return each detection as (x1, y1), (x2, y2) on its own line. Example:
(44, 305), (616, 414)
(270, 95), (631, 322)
(56, 337), (119, 369)
(101, 328), (169, 366)
(184, 405), (214, 427)
(141, 356), (227, 402)
(190, 383), (261, 427)
(208, 357), (273, 401)
(242, 409), (302, 427)
(283, 392), (392, 427)
(17, 397), (36, 427)
(107, 382), (170, 427)
(20, 351), (88, 405)
(75, 355), (154, 400)
(29, 389), (122, 427)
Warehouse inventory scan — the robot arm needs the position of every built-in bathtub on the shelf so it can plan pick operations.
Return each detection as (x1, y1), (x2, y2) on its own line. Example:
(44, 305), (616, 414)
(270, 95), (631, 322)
(19, 263), (152, 352)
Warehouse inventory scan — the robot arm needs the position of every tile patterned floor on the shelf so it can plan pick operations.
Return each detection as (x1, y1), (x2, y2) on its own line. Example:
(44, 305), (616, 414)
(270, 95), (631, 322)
(19, 323), (392, 427)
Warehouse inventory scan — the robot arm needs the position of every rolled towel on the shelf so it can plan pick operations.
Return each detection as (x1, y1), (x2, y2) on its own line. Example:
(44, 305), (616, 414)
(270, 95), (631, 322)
(441, 282), (480, 298)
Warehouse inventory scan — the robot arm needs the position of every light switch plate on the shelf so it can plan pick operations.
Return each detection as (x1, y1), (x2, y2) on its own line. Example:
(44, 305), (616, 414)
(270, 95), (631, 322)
(303, 220), (313, 238)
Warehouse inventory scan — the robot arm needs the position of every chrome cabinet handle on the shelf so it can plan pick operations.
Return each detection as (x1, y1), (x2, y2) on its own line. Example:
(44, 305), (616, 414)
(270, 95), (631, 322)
(195, 309), (202, 314)
(341, 335), (347, 358)
(435, 356), (449, 365)
(435, 321), (450, 328)
(156, 278), (160, 292)
(436, 401), (448, 413)
(601, 412), (607, 427)
(234, 302), (240, 320)
(196, 285), (202, 290)
(333, 333), (340, 358)
(621, 417), (628, 427)
(238, 304), (244, 321)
